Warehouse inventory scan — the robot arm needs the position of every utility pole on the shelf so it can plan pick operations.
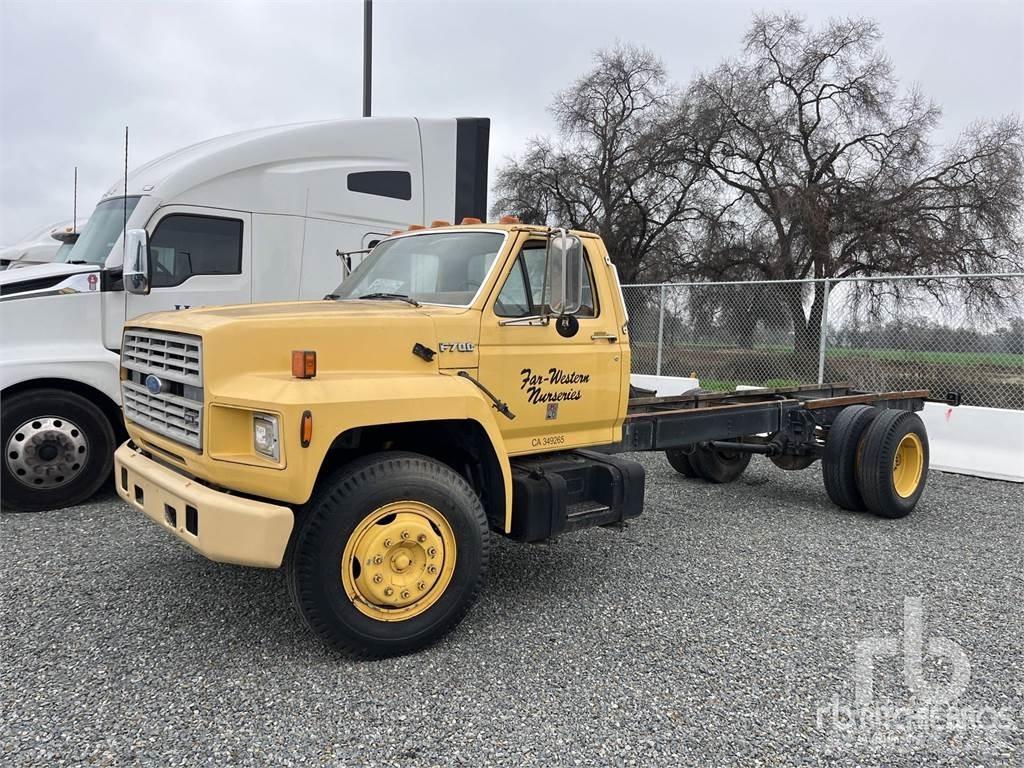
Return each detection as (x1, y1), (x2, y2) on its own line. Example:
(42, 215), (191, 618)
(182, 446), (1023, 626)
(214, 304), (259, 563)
(362, 0), (372, 117)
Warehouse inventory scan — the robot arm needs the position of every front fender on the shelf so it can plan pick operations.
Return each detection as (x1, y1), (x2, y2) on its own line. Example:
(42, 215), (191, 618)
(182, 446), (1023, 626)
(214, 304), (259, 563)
(128, 371), (513, 528)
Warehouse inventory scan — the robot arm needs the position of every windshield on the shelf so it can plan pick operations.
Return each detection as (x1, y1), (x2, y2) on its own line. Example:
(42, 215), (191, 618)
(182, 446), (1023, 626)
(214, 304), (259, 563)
(64, 196), (141, 265)
(331, 231), (505, 306)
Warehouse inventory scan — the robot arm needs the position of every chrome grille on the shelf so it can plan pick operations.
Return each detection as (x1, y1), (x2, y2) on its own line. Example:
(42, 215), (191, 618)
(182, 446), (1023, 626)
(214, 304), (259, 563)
(122, 330), (202, 386)
(121, 329), (203, 450)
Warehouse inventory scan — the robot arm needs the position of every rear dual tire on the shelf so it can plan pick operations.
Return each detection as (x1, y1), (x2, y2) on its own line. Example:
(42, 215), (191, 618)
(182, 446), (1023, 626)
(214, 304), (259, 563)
(855, 410), (929, 519)
(666, 444), (751, 484)
(823, 406), (929, 518)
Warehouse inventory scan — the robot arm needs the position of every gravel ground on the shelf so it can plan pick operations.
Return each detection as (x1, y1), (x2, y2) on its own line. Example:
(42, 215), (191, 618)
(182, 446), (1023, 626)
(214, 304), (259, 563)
(2, 455), (1022, 767)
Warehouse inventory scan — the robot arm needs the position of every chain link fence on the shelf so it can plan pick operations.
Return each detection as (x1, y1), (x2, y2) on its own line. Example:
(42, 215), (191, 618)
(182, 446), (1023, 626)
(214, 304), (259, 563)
(622, 273), (1024, 410)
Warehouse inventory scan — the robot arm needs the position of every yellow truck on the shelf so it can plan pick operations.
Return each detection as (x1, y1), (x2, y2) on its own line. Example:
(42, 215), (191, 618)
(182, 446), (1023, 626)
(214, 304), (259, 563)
(114, 220), (940, 657)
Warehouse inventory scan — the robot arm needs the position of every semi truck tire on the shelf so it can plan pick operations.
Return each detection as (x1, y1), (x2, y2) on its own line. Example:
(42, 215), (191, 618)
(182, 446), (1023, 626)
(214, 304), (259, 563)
(855, 410), (929, 519)
(1, 388), (115, 512)
(665, 447), (700, 477)
(822, 405), (878, 511)
(690, 445), (751, 483)
(286, 451), (489, 658)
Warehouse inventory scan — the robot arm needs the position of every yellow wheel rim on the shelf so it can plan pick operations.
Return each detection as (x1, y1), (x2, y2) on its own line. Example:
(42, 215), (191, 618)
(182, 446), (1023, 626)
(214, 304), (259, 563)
(341, 501), (457, 622)
(892, 433), (924, 498)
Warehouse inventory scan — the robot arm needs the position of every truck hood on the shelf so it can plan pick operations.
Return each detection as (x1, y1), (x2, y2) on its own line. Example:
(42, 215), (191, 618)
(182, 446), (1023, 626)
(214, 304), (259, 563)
(0, 262), (101, 298)
(128, 299), (480, 382)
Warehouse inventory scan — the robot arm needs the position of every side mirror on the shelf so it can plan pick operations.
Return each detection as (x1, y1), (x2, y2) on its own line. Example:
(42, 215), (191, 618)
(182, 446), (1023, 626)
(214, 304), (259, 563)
(544, 229), (585, 316)
(123, 228), (150, 295)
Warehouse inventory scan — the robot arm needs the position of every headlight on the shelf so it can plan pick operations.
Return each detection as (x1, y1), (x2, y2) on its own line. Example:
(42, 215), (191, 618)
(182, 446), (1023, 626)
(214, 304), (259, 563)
(253, 413), (280, 460)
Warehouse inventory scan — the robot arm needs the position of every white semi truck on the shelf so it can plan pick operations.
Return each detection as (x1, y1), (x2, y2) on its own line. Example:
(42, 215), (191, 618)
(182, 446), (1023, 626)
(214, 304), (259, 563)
(0, 116), (490, 511)
(0, 219), (87, 270)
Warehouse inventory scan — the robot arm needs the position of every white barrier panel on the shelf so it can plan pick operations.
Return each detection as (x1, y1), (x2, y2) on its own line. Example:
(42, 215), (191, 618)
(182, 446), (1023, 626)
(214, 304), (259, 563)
(920, 402), (1023, 483)
(631, 375), (1024, 483)
(630, 374), (700, 396)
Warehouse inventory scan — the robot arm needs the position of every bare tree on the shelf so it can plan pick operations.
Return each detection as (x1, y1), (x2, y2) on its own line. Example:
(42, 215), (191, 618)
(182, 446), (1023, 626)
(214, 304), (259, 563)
(688, 13), (1024, 374)
(492, 45), (710, 282)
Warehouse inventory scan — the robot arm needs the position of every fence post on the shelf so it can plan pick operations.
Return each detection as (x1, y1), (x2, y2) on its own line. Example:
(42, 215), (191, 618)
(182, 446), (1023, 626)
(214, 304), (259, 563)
(817, 278), (831, 385)
(655, 284), (666, 376)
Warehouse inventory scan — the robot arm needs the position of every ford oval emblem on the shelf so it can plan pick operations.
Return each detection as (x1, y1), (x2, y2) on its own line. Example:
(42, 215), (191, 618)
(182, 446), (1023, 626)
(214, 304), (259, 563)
(145, 374), (165, 395)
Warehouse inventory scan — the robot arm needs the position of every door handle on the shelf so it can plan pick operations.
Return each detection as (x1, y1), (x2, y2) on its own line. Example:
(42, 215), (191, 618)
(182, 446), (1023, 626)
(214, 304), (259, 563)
(591, 332), (618, 342)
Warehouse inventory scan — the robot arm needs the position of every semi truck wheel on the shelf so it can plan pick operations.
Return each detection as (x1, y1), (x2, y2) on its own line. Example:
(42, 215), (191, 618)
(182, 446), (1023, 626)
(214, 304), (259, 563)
(286, 451), (489, 658)
(822, 405), (879, 511)
(855, 410), (929, 519)
(690, 445), (751, 483)
(665, 447), (700, 477)
(1, 389), (115, 512)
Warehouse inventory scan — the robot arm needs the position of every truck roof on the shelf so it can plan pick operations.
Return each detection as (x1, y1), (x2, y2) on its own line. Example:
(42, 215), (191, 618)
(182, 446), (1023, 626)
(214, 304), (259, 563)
(100, 117), (460, 220)
(385, 222), (602, 239)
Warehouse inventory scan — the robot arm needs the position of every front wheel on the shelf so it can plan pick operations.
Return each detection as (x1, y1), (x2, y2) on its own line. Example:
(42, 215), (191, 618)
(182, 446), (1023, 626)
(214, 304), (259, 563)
(1, 389), (115, 512)
(286, 451), (489, 658)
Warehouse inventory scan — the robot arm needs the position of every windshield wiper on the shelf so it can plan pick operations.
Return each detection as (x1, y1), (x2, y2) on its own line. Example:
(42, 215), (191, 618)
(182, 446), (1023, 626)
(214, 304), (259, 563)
(358, 292), (421, 307)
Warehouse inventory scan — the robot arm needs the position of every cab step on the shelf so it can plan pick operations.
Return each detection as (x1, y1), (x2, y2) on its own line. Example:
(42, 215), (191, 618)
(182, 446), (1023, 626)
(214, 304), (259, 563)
(508, 450), (645, 542)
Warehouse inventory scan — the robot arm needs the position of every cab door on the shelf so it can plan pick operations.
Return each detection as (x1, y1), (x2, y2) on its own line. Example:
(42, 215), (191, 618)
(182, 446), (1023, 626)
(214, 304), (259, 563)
(125, 206), (251, 318)
(476, 234), (623, 455)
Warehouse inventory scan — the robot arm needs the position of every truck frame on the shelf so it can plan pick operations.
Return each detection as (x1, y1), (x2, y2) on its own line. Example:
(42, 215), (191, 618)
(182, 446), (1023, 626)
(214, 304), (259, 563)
(111, 220), (944, 657)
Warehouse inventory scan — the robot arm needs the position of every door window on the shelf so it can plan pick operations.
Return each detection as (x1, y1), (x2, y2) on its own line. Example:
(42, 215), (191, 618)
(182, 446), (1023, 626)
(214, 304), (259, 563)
(149, 215), (243, 288)
(494, 240), (598, 318)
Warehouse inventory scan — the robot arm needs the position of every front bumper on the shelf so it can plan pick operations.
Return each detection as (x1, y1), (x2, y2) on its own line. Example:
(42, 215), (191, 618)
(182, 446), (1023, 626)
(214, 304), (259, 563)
(114, 442), (294, 568)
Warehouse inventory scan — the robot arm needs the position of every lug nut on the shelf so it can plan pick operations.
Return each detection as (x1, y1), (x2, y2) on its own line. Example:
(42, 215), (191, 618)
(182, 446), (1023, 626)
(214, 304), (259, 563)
(373, 574), (383, 583)
(383, 539), (392, 548)
(417, 581), (426, 591)
(427, 547), (437, 557)
(401, 530), (410, 540)
(417, 533), (427, 543)
(373, 555), (383, 565)
(384, 587), (394, 596)
(427, 565), (437, 574)
(400, 590), (410, 599)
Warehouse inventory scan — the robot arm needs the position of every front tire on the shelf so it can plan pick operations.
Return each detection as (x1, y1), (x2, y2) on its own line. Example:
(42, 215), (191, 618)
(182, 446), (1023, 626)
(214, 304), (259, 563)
(1, 388), (115, 512)
(287, 451), (489, 658)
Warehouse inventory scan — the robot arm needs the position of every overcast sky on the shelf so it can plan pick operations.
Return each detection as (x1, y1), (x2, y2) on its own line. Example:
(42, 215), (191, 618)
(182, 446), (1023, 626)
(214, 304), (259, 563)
(1, 0), (1021, 244)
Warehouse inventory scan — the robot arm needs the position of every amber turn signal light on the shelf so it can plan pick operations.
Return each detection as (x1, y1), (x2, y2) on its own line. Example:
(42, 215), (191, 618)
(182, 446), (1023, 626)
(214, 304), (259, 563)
(300, 410), (313, 447)
(498, 215), (520, 224)
(460, 217), (482, 225)
(291, 350), (317, 379)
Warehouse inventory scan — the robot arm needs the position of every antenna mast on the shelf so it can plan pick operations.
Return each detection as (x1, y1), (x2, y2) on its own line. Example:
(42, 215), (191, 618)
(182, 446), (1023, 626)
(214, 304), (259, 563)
(123, 126), (128, 260)
(73, 167), (78, 234)
(362, 0), (372, 117)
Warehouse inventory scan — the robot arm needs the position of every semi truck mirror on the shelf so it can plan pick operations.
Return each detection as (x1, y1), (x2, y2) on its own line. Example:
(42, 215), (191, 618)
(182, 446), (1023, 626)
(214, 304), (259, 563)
(123, 229), (151, 295)
(544, 230), (585, 317)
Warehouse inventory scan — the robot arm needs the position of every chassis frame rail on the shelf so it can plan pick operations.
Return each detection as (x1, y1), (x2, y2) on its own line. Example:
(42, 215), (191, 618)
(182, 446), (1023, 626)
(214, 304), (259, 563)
(617, 383), (932, 455)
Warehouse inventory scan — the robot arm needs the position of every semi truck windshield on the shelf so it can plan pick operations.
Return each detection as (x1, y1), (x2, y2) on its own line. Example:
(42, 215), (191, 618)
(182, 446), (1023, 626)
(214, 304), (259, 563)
(331, 231), (505, 307)
(64, 197), (141, 265)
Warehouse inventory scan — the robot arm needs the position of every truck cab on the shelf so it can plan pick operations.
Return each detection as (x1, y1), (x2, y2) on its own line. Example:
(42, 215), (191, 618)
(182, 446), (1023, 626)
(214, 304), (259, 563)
(0, 116), (489, 511)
